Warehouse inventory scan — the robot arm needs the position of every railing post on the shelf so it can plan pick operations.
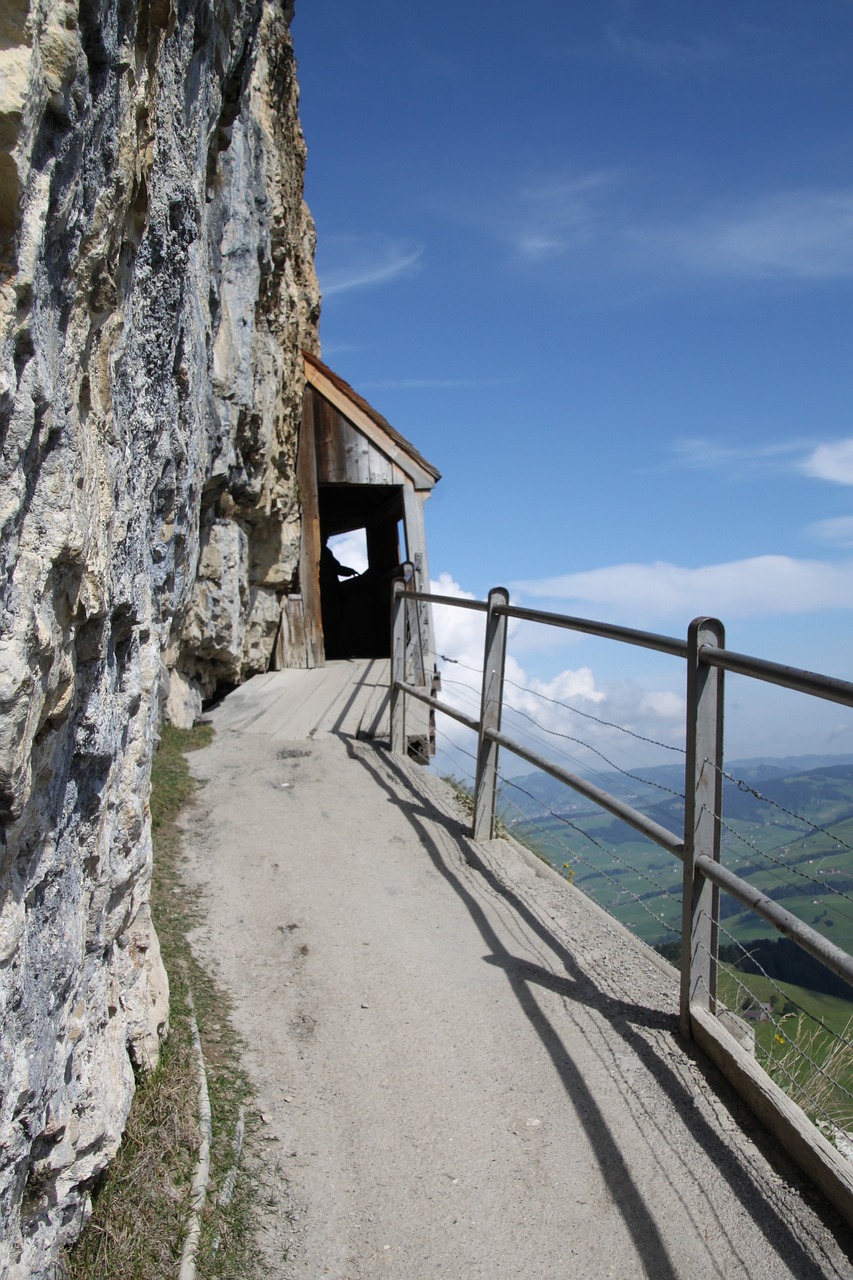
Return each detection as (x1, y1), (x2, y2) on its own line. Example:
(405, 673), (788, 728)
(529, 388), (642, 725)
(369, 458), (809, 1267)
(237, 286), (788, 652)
(390, 575), (408, 756)
(411, 552), (428, 687)
(681, 616), (725, 1040)
(473, 587), (509, 840)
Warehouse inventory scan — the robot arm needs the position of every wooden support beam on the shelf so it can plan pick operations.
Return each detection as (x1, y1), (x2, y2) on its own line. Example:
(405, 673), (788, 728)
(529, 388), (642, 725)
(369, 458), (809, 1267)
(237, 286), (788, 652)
(297, 388), (324, 668)
(473, 588), (509, 840)
(681, 616), (725, 1038)
(304, 362), (438, 491)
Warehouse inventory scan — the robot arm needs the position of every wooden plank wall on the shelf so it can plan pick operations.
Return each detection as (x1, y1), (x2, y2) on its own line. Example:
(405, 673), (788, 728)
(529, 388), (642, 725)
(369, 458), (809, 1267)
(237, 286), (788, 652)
(313, 393), (395, 485)
(297, 390), (324, 667)
(274, 595), (309, 668)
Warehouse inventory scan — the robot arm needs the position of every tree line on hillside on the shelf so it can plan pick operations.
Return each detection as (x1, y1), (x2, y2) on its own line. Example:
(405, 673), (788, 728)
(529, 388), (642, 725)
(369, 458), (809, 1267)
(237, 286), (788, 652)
(655, 935), (853, 1001)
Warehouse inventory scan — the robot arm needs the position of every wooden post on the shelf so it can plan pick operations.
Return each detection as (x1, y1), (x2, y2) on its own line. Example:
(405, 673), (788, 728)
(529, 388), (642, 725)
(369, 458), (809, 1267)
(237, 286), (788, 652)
(297, 387), (324, 668)
(390, 574), (408, 756)
(473, 588), (509, 841)
(681, 616), (725, 1040)
(273, 595), (308, 669)
(402, 487), (432, 685)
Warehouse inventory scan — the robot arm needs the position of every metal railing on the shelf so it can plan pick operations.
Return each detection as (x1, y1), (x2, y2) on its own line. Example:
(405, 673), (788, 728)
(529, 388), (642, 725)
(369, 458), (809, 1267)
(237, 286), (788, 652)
(390, 578), (853, 1219)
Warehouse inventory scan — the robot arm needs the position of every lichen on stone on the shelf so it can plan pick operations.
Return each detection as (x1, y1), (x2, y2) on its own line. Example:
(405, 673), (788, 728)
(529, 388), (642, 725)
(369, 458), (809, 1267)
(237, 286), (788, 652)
(0, 0), (319, 1271)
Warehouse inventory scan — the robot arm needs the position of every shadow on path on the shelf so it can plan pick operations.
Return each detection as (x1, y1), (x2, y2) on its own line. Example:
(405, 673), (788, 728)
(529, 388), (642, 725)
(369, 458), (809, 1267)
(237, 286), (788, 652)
(348, 737), (853, 1280)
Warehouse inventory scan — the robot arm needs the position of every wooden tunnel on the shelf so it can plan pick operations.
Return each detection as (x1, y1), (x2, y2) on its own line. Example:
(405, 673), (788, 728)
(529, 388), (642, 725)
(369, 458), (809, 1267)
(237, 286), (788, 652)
(275, 352), (441, 670)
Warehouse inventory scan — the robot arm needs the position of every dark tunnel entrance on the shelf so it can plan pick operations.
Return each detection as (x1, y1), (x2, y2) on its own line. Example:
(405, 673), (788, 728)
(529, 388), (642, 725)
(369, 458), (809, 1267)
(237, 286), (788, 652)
(318, 483), (404, 659)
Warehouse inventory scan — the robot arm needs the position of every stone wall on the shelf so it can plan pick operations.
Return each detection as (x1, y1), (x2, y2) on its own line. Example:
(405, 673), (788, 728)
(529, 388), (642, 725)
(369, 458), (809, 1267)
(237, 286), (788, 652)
(0, 0), (319, 1270)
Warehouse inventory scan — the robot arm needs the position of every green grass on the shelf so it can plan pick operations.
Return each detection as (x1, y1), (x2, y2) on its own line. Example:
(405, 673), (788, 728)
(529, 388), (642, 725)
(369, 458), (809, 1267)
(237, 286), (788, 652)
(441, 773), (511, 839)
(66, 723), (275, 1279)
(717, 965), (853, 1131)
(512, 811), (853, 1136)
(512, 809), (853, 956)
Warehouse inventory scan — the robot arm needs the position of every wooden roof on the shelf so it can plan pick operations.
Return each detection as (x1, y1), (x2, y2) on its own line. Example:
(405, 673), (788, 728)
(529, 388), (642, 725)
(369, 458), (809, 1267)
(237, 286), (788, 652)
(303, 351), (441, 489)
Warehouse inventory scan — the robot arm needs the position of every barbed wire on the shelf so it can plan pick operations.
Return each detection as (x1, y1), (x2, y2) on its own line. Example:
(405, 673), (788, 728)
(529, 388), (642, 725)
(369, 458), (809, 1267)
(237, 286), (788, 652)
(433, 675), (484, 705)
(498, 786), (676, 935)
(712, 810), (853, 910)
(433, 726), (478, 774)
(434, 650), (686, 761)
(433, 674), (665, 815)
(437, 725), (852, 1100)
(433, 658), (687, 812)
(438, 735), (478, 771)
(699, 922), (853, 1128)
(701, 955), (849, 1131)
(431, 649), (851, 859)
(433, 652), (480, 674)
(713, 918), (853, 1047)
(441, 740), (702, 930)
(708, 758), (853, 858)
(499, 702), (685, 801)
(425, 647), (853, 1087)
(433, 660), (853, 928)
(503, 674), (686, 756)
(497, 772), (610, 852)
(497, 771), (681, 934)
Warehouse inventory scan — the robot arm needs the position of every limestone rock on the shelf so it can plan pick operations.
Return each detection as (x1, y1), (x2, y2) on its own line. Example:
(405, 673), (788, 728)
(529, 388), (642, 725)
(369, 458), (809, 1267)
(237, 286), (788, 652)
(244, 583), (285, 673)
(164, 666), (204, 730)
(180, 519), (249, 694)
(0, 0), (319, 1271)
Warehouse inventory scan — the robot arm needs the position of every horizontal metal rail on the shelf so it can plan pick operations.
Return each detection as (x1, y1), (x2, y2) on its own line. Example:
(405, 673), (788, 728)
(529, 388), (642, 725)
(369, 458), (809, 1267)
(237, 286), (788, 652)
(391, 580), (853, 1215)
(484, 727), (686, 858)
(700, 646), (853, 708)
(401, 587), (852, 707)
(395, 680), (481, 735)
(404, 585), (687, 657)
(696, 855), (853, 990)
(482, 725), (853, 990)
(406, 590), (489, 614)
(499, 603), (689, 659)
(392, 585), (853, 995)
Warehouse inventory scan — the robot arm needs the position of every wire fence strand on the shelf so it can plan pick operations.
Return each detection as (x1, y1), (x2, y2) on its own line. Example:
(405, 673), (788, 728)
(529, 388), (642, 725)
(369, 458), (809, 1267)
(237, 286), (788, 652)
(413, 620), (853, 1147)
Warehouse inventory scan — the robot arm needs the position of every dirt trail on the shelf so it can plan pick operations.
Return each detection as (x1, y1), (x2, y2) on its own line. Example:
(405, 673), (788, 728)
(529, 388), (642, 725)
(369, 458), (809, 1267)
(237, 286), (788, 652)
(180, 726), (853, 1279)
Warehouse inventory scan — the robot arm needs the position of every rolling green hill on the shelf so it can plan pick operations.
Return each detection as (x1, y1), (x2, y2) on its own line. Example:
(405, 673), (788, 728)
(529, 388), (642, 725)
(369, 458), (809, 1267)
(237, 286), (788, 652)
(502, 755), (853, 984)
(500, 754), (853, 1126)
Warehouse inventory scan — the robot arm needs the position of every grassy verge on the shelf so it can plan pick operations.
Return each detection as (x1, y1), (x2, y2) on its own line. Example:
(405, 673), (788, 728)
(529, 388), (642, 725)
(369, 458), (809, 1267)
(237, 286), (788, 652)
(717, 965), (853, 1133)
(66, 723), (272, 1278)
(511, 817), (853, 1136)
(440, 773), (511, 840)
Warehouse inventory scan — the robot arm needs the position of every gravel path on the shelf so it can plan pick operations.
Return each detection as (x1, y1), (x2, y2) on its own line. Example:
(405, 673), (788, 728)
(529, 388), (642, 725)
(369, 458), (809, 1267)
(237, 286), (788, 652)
(179, 727), (853, 1279)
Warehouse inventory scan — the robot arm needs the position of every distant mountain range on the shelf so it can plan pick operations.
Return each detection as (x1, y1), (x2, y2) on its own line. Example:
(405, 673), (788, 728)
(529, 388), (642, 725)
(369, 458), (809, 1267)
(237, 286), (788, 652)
(502, 752), (853, 825)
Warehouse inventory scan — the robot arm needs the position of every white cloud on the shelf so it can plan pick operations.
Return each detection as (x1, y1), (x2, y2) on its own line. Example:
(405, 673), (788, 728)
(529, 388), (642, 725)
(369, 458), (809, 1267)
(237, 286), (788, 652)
(668, 437), (853, 498)
(327, 529), (368, 574)
(492, 170), (622, 262)
(498, 663), (688, 779)
(507, 658), (603, 709)
(429, 572), (686, 780)
(318, 235), (424, 296)
(668, 437), (804, 474)
(605, 23), (726, 71)
(430, 572), (481, 647)
(640, 189), (853, 281)
(801, 439), (853, 486)
(511, 556), (853, 623)
(808, 516), (853, 547)
(638, 689), (684, 720)
(481, 174), (853, 285)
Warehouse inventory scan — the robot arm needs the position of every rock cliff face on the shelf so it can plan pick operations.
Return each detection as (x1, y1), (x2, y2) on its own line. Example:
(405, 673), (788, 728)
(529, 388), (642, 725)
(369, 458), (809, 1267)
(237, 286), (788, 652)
(0, 0), (319, 1270)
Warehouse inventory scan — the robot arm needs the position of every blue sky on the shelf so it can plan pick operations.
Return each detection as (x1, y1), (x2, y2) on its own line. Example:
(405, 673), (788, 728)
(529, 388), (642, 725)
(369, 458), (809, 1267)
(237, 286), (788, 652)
(293, 1), (853, 765)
